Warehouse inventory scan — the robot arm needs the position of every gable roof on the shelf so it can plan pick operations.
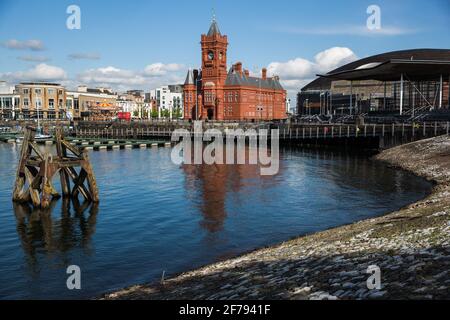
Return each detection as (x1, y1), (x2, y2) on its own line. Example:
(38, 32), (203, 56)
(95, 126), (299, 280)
(225, 66), (284, 90)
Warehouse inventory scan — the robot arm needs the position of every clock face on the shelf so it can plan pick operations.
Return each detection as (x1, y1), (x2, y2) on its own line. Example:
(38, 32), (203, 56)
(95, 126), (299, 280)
(208, 51), (214, 60)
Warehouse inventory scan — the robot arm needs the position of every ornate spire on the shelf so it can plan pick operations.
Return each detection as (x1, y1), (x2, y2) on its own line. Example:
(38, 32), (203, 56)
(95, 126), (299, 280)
(184, 68), (194, 85)
(207, 10), (221, 36)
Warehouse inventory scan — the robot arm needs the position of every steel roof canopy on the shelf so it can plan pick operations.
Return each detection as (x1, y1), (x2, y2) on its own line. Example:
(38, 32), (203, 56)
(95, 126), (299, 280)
(317, 59), (450, 82)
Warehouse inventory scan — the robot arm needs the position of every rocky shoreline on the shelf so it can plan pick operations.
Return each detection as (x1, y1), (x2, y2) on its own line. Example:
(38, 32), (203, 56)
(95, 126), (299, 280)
(103, 135), (450, 300)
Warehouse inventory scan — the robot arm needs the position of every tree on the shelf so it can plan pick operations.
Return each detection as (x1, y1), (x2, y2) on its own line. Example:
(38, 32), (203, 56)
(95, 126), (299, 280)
(151, 110), (159, 118)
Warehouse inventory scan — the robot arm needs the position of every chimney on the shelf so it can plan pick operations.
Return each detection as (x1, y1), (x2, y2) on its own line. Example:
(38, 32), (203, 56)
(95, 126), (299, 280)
(235, 62), (243, 75)
(262, 68), (267, 80)
(244, 69), (250, 77)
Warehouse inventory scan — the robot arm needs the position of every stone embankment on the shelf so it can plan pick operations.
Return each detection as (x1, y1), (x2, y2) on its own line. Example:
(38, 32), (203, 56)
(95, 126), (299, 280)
(103, 135), (450, 300)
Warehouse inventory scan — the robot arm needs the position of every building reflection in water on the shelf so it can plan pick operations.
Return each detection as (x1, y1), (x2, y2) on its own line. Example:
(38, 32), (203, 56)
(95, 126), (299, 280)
(13, 198), (98, 275)
(182, 145), (282, 234)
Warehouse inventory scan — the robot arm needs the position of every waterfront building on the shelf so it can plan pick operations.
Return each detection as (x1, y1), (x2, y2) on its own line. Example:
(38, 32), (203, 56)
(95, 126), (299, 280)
(297, 49), (450, 116)
(149, 85), (183, 118)
(144, 93), (158, 117)
(66, 85), (118, 121)
(183, 17), (287, 121)
(116, 93), (139, 118)
(0, 81), (19, 120)
(286, 98), (292, 115)
(0, 81), (14, 94)
(15, 82), (67, 120)
(127, 90), (145, 118)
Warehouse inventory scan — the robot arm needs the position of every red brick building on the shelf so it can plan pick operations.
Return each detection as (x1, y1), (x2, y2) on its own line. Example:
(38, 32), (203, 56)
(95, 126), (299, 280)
(184, 18), (287, 121)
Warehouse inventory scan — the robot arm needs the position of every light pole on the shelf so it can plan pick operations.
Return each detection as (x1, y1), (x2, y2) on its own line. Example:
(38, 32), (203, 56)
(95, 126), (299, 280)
(158, 102), (161, 119)
(195, 78), (200, 120)
(0, 97), (3, 121)
(195, 68), (201, 120)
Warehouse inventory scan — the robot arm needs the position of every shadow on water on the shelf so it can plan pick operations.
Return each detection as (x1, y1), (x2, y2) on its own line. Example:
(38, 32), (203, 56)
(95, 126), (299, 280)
(13, 198), (98, 276)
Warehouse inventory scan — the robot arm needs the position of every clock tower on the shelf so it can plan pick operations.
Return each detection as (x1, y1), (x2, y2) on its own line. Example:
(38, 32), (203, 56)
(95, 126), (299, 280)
(200, 16), (228, 120)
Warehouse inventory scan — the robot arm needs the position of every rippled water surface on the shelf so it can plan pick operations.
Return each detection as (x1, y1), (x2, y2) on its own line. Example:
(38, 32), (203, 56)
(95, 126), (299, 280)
(0, 143), (431, 299)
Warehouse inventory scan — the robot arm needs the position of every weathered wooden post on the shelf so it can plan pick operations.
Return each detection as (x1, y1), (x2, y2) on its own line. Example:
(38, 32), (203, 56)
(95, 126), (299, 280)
(55, 128), (70, 197)
(12, 128), (33, 203)
(81, 149), (99, 203)
(12, 126), (99, 209)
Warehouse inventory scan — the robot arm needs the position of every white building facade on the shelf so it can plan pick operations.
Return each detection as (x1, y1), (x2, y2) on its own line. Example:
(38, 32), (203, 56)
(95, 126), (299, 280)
(0, 81), (19, 120)
(149, 85), (183, 118)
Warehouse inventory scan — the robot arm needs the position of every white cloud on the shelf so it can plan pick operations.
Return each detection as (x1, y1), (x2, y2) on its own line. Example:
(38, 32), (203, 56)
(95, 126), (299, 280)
(267, 47), (358, 101)
(68, 53), (101, 60)
(0, 63), (67, 82)
(17, 55), (50, 62)
(78, 66), (147, 86)
(314, 47), (358, 72)
(266, 58), (315, 80)
(144, 63), (184, 76)
(2, 39), (45, 51)
(77, 63), (185, 91)
(279, 79), (312, 92)
(0, 62), (185, 92)
(267, 47), (358, 81)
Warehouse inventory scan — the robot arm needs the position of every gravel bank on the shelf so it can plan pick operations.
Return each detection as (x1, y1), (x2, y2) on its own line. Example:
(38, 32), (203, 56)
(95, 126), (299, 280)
(103, 136), (450, 300)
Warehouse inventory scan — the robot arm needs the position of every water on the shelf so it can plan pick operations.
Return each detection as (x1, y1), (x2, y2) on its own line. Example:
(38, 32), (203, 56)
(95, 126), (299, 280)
(0, 143), (431, 299)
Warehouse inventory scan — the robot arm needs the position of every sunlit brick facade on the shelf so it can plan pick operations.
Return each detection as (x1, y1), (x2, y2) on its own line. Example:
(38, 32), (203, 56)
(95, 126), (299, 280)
(184, 18), (287, 121)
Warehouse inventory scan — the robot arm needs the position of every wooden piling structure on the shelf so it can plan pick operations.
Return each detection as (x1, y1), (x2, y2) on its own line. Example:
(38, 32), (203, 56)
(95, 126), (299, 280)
(12, 127), (99, 209)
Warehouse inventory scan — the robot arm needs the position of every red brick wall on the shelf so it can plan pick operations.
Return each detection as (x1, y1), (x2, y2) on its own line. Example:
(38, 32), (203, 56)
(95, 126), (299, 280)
(183, 26), (287, 121)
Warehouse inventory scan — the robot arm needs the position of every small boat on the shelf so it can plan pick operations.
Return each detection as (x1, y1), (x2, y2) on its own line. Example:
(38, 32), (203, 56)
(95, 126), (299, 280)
(15, 104), (53, 142)
(35, 133), (53, 141)
(15, 132), (53, 143)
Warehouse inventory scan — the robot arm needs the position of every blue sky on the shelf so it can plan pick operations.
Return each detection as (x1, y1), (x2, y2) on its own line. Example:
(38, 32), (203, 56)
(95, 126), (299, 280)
(0, 0), (449, 100)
